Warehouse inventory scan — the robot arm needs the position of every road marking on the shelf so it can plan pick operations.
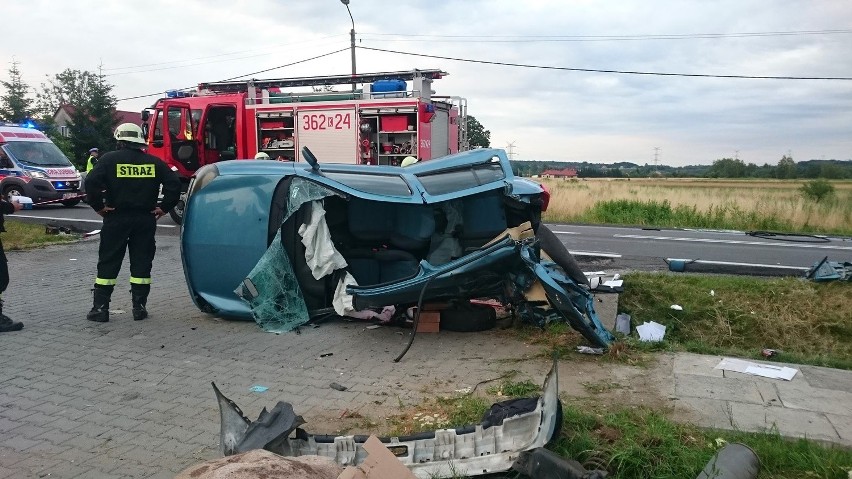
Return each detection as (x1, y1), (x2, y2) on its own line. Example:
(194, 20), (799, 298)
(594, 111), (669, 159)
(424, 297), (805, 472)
(12, 214), (176, 228)
(549, 230), (580, 235)
(570, 251), (622, 258)
(614, 234), (852, 251)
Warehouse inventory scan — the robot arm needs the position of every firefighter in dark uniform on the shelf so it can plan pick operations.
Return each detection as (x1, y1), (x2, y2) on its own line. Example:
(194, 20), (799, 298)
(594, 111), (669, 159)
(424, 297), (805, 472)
(85, 123), (180, 322)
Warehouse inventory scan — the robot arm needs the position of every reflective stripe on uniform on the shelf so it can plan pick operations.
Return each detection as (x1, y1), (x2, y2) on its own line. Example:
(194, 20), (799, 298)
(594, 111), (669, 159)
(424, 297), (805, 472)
(129, 276), (151, 284)
(116, 164), (155, 178)
(95, 278), (117, 286)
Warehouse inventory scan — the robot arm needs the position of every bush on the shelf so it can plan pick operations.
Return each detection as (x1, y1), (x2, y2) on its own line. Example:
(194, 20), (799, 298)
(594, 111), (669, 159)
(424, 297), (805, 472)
(799, 180), (835, 202)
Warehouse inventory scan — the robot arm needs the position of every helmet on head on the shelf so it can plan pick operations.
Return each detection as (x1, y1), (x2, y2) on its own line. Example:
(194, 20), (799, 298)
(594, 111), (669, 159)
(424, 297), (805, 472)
(254, 152), (271, 160)
(89, 147), (99, 153)
(113, 123), (147, 146)
(401, 156), (418, 167)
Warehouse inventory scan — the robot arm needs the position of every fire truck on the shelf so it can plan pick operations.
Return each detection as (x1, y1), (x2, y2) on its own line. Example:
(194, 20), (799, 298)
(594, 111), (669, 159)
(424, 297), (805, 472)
(141, 69), (468, 223)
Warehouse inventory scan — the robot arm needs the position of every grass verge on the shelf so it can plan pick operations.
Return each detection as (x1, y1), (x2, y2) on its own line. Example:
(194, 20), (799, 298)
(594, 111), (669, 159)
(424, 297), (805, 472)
(384, 386), (852, 478)
(2, 220), (79, 250)
(619, 272), (852, 370)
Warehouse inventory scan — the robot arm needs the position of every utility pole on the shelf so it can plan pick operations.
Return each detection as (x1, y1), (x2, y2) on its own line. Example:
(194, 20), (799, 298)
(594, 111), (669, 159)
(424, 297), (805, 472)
(506, 141), (517, 160)
(653, 147), (660, 171)
(341, 0), (356, 92)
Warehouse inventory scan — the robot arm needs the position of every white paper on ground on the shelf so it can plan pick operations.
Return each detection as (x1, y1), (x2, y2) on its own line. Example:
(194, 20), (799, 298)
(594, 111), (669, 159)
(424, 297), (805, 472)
(603, 279), (623, 287)
(636, 321), (666, 342)
(715, 357), (798, 380)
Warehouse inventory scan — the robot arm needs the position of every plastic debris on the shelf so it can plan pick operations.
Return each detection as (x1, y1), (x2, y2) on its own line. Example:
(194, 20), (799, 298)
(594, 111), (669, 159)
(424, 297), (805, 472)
(670, 304), (684, 311)
(615, 313), (631, 334)
(636, 321), (666, 342)
(249, 385), (269, 393)
(319, 353), (333, 358)
(576, 346), (605, 355)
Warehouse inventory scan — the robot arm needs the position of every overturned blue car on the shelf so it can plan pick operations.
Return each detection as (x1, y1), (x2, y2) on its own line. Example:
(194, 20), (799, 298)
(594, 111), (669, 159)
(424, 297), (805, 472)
(180, 148), (613, 348)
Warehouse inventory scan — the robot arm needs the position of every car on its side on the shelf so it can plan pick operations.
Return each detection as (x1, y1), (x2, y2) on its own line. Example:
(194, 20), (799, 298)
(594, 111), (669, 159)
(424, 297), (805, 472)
(180, 147), (613, 347)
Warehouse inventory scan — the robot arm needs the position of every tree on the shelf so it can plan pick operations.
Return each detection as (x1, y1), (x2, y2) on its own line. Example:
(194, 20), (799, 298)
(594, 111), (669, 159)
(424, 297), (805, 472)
(776, 155), (797, 179)
(0, 60), (34, 123)
(466, 115), (490, 148)
(36, 68), (119, 168)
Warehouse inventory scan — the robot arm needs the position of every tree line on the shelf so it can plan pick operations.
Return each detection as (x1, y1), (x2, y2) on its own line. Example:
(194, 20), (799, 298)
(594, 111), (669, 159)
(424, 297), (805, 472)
(0, 61), (119, 170)
(511, 156), (852, 179)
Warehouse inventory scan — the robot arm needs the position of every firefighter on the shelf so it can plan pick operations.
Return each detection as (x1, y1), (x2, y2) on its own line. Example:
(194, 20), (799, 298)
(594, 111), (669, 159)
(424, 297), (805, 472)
(84, 123), (181, 322)
(85, 147), (99, 172)
(0, 197), (24, 333)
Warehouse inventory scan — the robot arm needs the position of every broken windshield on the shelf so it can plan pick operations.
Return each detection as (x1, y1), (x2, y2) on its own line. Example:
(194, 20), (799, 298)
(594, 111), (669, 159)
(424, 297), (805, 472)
(4, 140), (74, 167)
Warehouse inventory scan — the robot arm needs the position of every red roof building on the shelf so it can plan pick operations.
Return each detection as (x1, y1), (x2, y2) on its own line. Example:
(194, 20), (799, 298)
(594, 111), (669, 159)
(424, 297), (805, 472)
(540, 168), (578, 178)
(52, 104), (142, 137)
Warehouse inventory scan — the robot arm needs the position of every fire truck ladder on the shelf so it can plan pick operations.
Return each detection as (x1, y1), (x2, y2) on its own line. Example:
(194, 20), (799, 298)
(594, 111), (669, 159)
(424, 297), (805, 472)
(199, 69), (448, 94)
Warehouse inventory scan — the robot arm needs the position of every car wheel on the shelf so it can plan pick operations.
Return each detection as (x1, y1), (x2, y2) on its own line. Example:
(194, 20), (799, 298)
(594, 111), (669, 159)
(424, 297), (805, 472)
(440, 302), (497, 332)
(61, 200), (81, 207)
(3, 185), (24, 202)
(169, 198), (185, 225)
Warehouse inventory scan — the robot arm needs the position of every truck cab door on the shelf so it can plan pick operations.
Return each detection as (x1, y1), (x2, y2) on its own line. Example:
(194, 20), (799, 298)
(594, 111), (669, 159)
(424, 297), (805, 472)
(162, 102), (199, 177)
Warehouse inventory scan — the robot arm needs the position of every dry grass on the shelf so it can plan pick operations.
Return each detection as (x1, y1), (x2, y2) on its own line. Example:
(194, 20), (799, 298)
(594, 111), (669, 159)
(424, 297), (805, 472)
(541, 178), (852, 234)
(619, 273), (852, 369)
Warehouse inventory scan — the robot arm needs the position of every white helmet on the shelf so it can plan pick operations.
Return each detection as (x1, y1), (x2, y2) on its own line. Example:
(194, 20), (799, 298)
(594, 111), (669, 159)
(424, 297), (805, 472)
(254, 151), (271, 160)
(401, 156), (418, 167)
(114, 123), (147, 146)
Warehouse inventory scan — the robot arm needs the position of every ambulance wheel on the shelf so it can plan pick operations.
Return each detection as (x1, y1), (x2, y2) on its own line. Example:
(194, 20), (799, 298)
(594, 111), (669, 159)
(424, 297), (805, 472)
(3, 185), (24, 202)
(169, 199), (185, 225)
(61, 200), (80, 207)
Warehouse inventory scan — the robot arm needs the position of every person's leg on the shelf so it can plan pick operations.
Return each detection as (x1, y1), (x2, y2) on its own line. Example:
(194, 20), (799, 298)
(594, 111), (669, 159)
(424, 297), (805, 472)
(127, 214), (157, 320)
(0, 238), (23, 332)
(88, 215), (129, 322)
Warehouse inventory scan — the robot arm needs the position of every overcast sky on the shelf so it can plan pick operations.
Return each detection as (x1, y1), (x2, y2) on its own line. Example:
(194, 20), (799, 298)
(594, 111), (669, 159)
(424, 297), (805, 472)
(3, 0), (851, 166)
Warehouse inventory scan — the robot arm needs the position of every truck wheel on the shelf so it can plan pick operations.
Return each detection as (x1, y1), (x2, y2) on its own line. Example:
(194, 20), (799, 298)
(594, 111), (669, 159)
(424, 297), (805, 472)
(3, 185), (24, 202)
(169, 198), (185, 225)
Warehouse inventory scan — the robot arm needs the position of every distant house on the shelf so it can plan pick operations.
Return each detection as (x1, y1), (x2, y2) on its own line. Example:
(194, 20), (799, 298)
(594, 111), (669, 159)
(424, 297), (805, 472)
(52, 104), (142, 138)
(540, 168), (578, 179)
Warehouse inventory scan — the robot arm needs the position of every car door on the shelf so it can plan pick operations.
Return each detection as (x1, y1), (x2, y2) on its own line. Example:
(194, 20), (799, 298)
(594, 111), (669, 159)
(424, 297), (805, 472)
(162, 101), (199, 173)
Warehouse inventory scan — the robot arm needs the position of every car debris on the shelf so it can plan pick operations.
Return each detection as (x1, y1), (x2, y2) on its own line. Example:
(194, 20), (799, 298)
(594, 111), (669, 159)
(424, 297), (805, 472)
(636, 321), (666, 342)
(212, 360), (565, 478)
(805, 256), (852, 282)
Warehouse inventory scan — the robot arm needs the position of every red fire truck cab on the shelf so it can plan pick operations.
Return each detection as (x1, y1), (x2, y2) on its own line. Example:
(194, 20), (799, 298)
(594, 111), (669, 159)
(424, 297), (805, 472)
(142, 69), (468, 186)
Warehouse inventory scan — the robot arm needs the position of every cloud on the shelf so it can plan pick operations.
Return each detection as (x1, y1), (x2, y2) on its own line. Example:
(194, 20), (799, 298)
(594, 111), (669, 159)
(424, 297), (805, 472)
(2, 0), (850, 165)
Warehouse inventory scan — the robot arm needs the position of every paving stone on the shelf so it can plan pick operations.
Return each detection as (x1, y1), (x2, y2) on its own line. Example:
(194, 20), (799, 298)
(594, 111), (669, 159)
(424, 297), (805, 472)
(824, 413), (852, 446)
(729, 402), (839, 443)
(674, 373), (763, 404)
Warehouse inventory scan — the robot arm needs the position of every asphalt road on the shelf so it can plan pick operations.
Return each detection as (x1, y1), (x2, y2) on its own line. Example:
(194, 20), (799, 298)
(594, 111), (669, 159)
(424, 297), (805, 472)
(9, 205), (851, 274)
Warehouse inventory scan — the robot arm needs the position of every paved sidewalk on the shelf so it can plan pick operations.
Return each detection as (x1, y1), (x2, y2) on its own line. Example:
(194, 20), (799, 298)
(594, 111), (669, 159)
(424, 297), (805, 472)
(0, 234), (849, 478)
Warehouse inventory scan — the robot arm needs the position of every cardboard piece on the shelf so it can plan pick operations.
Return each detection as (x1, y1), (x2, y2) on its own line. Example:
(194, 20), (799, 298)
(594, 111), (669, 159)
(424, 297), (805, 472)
(714, 357), (798, 381)
(337, 435), (417, 479)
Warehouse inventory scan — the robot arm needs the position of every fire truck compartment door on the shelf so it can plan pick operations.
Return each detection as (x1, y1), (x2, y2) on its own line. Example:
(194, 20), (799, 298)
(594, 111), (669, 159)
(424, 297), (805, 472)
(163, 101), (199, 171)
(296, 108), (356, 163)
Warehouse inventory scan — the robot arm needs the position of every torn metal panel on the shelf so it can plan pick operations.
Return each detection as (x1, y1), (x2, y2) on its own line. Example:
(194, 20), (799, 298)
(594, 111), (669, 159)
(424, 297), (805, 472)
(214, 360), (562, 478)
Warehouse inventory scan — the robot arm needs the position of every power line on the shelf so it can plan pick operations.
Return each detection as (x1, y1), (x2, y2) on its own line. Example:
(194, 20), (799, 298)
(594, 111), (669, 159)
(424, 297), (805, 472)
(357, 46), (852, 80)
(115, 48), (349, 103)
(362, 29), (852, 41)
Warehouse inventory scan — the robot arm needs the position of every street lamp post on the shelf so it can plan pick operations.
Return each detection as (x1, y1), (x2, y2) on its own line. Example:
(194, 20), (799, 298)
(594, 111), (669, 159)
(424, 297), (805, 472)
(341, 0), (356, 92)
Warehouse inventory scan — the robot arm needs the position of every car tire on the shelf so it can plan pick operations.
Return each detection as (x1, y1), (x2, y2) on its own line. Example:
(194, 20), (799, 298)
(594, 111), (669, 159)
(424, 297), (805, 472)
(61, 200), (81, 207)
(3, 185), (25, 202)
(440, 303), (497, 332)
(169, 198), (185, 225)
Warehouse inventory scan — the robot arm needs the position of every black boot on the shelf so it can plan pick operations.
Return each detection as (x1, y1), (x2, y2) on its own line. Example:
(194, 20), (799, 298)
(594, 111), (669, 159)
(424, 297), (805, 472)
(87, 286), (112, 323)
(131, 284), (150, 321)
(0, 298), (23, 332)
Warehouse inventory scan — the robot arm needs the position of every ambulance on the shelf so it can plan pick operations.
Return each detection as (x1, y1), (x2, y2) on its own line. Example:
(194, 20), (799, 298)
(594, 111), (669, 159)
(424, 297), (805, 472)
(0, 123), (83, 207)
